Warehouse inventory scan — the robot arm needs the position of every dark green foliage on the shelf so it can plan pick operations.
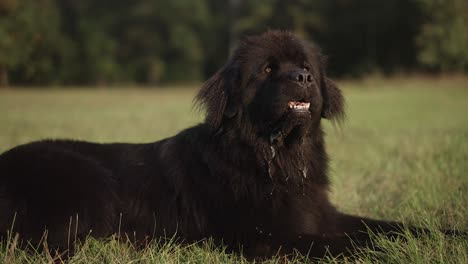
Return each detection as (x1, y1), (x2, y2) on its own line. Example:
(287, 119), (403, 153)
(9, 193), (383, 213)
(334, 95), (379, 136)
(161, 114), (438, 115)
(0, 0), (466, 86)
(0, 0), (65, 85)
(417, 0), (468, 72)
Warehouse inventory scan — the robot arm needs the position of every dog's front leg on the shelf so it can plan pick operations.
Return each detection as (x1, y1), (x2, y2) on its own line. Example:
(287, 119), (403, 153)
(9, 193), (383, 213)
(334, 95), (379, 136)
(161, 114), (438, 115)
(244, 212), (466, 259)
(244, 232), (372, 259)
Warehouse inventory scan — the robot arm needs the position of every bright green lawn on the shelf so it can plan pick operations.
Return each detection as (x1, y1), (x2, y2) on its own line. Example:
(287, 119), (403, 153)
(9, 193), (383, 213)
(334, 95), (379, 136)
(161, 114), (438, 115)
(0, 77), (467, 263)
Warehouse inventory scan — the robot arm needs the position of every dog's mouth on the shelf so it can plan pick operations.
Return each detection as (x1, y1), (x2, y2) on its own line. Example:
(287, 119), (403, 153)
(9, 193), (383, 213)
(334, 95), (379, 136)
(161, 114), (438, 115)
(288, 101), (310, 112)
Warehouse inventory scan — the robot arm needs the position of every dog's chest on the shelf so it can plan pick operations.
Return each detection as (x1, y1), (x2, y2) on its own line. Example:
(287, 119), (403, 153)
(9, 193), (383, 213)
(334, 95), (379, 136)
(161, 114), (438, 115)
(264, 146), (309, 185)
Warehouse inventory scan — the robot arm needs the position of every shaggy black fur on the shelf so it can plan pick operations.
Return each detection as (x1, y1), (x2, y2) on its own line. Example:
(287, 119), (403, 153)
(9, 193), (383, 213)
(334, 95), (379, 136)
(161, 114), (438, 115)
(0, 31), (462, 259)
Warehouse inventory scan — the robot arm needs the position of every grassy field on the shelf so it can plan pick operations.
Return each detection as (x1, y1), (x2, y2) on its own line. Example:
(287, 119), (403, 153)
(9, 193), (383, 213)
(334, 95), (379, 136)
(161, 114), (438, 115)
(0, 77), (467, 263)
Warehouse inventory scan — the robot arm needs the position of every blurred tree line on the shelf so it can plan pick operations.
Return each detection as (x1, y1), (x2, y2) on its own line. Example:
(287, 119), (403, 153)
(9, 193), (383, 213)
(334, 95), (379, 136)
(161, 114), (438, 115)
(0, 0), (467, 87)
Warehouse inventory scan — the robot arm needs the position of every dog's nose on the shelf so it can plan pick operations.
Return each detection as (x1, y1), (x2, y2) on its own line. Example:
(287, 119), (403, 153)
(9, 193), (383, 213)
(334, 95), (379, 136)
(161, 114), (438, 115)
(289, 70), (312, 85)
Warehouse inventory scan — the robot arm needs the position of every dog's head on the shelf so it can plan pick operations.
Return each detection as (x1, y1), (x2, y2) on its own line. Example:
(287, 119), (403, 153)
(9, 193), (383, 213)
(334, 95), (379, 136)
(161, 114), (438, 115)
(196, 31), (344, 143)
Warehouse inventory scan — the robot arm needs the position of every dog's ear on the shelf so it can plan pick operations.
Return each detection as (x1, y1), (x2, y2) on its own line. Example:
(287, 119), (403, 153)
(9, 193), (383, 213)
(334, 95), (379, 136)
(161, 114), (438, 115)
(320, 76), (345, 121)
(195, 63), (239, 130)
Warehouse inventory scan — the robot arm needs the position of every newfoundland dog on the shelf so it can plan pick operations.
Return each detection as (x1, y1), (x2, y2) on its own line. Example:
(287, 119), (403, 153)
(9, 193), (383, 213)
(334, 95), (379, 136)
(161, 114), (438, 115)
(0, 31), (461, 258)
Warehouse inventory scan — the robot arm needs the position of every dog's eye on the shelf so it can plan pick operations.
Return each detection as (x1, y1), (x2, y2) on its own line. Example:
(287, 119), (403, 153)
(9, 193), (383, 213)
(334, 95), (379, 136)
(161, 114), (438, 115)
(264, 66), (272, 74)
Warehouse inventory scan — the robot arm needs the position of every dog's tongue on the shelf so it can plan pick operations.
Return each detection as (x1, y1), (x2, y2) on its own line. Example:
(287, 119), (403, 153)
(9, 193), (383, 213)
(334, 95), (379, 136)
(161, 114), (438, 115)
(288, 101), (310, 111)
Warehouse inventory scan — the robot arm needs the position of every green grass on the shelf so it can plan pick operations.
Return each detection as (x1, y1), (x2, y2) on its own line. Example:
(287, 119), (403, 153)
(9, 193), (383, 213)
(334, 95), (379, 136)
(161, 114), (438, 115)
(0, 77), (467, 263)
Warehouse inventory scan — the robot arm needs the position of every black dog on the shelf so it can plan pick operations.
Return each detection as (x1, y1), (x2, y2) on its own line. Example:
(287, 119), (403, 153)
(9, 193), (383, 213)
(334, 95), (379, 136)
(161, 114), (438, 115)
(0, 31), (462, 258)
